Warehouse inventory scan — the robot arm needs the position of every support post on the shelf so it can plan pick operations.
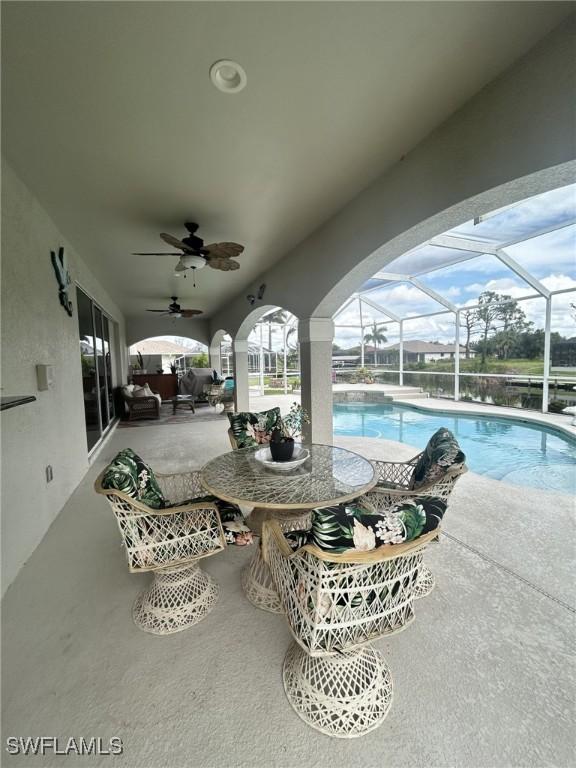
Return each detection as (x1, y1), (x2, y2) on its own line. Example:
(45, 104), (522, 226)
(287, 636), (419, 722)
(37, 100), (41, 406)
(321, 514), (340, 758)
(359, 298), (365, 368)
(454, 310), (460, 402)
(542, 297), (551, 413)
(208, 343), (222, 376)
(283, 325), (288, 394)
(232, 339), (250, 412)
(299, 318), (335, 444)
(259, 324), (265, 397)
(399, 321), (404, 386)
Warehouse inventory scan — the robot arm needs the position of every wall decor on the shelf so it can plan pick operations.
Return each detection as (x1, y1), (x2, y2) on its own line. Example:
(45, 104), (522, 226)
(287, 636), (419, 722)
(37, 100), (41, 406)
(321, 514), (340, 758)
(51, 246), (73, 316)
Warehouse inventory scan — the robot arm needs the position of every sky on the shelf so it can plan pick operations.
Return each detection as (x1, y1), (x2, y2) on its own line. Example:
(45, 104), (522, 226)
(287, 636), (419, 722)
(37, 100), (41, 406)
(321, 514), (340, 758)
(333, 184), (576, 349)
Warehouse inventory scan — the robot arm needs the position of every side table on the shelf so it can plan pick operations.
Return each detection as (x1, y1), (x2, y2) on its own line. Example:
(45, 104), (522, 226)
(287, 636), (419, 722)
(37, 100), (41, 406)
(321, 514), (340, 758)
(172, 395), (195, 415)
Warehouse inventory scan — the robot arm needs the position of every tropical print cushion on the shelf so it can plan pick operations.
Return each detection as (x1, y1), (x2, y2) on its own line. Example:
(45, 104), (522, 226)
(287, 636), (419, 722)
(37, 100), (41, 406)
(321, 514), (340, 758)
(411, 428), (465, 490)
(101, 448), (166, 509)
(284, 529), (310, 552)
(308, 498), (446, 554)
(227, 407), (281, 449)
(168, 495), (254, 547)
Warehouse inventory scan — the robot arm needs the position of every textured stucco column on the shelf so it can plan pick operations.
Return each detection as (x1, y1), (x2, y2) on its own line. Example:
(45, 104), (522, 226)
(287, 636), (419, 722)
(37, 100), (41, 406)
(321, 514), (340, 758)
(209, 344), (222, 375)
(299, 318), (334, 444)
(232, 339), (250, 412)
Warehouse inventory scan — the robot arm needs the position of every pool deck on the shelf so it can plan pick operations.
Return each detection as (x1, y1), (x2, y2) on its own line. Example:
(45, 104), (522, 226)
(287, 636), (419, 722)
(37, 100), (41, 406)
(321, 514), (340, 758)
(2, 397), (574, 768)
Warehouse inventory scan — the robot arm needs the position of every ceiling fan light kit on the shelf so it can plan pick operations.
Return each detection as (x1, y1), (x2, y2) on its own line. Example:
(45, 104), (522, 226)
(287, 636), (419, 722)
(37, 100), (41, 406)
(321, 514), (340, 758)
(209, 60), (247, 93)
(180, 254), (207, 270)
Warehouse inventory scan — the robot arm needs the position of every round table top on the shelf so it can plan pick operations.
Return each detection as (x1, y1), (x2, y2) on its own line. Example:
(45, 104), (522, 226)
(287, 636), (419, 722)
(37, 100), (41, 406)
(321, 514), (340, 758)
(200, 443), (376, 510)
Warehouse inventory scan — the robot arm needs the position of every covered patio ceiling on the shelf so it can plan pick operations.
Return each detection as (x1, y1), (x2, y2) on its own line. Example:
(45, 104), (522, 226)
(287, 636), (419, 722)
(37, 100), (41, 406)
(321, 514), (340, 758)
(2, 2), (572, 321)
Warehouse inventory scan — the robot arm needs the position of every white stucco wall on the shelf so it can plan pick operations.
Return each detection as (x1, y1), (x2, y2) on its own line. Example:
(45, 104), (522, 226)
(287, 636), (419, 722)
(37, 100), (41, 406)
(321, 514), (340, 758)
(126, 315), (210, 348)
(1, 159), (127, 596)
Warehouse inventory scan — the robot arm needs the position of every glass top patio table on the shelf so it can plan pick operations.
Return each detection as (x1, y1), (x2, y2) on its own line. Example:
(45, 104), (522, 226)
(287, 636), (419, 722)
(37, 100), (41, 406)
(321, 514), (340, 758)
(200, 443), (376, 510)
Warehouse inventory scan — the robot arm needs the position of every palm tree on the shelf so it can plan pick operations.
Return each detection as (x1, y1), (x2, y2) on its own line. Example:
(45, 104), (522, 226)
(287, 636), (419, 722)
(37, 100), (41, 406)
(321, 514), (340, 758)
(363, 322), (387, 365)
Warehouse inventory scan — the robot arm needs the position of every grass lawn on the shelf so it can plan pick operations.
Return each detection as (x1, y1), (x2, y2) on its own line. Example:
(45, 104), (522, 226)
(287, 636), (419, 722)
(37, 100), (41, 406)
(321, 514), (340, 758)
(406, 358), (545, 375)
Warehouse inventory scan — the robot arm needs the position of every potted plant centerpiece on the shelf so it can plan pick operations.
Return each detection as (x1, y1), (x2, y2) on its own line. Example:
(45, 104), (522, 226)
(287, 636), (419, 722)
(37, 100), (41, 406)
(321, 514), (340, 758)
(269, 403), (309, 462)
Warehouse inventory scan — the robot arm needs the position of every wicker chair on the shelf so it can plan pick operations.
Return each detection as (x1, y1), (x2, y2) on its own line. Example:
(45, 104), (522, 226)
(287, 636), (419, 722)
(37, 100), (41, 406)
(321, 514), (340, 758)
(263, 518), (437, 738)
(208, 380), (235, 413)
(364, 437), (467, 599)
(225, 415), (301, 612)
(122, 384), (161, 421)
(95, 468), (226, 635)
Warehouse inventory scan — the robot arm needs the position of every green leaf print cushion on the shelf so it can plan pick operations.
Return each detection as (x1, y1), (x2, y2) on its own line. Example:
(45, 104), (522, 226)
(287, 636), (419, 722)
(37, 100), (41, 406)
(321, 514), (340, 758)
(169, 495), (254, 547)
(101, 448), (166, 509)
(227, 407), (281, 449)
(308, 497), (447, 554)
(411, 428), (466, 489)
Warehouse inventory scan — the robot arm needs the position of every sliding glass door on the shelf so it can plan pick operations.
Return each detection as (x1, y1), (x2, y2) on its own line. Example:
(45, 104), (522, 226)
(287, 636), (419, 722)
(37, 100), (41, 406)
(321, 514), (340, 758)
(77, 287), (117, 452)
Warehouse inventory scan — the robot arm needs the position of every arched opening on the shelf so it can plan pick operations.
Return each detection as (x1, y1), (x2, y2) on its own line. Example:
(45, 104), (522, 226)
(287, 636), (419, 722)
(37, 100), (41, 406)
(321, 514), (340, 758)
(129, 335), (208, 376)
(233, 305), (300, 411)
(329, 182), (576, 480)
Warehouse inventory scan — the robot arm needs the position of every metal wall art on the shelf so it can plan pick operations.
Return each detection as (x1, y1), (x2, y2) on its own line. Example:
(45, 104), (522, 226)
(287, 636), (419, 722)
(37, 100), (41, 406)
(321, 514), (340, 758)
(51, 246), (73, 316)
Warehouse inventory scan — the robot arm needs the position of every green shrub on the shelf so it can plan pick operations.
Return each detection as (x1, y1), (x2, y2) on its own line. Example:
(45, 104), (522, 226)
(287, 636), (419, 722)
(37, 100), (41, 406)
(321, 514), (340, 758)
(548, 399), (567, 413)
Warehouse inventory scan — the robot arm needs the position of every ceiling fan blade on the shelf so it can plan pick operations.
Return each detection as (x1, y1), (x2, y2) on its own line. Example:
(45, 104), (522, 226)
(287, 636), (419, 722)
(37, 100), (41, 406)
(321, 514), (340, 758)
(207, 258), (240, 271)
(180, 309), (203, 317)
(132, 252), (181, 256)
(146, 309), (169, 314)
(205, 242), (244, 259)
(160, 232), (196, 253)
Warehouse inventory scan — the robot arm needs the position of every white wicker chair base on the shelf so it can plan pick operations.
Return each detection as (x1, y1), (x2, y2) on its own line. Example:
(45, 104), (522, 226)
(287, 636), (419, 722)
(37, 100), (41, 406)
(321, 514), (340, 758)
(133, 561), (219, 635)
(242, 546), (283, 614)
(413, 565), (435, 600)
(283, 642), (393, 738)
(243, 509), (312, 614)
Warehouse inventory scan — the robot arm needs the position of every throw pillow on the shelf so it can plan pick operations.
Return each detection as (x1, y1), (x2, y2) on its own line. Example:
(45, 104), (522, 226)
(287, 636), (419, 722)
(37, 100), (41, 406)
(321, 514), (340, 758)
(411, 428), (466, 489)
(168, 495), (254, 547)
(101, 448), (166, 509)
(309, 497), (447, 554)
(227, 407), (281, 449)
(283, 529), (311, 552)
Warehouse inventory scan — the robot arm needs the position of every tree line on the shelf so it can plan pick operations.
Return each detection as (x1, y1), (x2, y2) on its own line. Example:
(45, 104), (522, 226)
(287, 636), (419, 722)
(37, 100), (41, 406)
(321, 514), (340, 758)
(461, 290), (567, 364)
(335, 291), (574, 365)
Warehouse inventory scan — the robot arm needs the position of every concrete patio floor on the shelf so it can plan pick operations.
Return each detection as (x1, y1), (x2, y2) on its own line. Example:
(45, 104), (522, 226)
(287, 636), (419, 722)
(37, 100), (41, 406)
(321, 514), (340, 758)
(2, 399), (574, 768)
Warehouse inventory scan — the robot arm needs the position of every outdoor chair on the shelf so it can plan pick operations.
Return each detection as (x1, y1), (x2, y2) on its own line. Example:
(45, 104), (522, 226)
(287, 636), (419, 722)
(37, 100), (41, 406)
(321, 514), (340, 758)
(207, 378), (235, 413)
(364, 427), (467, 598)
(226, 405), (282, 530)
(262, 504), (439, 738)
(95, 449), (227, 635)
(121, 383), (161, 421)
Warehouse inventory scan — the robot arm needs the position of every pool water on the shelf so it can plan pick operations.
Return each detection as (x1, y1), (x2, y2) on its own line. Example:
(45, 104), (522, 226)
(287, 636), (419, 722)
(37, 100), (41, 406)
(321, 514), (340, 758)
(333, 403), (576, 495)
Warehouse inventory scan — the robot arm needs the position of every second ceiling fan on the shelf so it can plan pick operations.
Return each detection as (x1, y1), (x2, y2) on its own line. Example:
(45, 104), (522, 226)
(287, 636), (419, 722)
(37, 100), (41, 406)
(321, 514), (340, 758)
(146, 296), (202, 318)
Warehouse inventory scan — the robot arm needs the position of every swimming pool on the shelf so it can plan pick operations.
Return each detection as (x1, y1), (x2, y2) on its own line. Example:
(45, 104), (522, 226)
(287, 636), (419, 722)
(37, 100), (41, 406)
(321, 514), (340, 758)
(333, 402), (576, 494)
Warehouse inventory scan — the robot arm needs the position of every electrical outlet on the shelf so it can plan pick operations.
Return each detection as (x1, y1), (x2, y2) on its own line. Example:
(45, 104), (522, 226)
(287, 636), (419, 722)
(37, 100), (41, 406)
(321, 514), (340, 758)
(45, 465), (53, 483)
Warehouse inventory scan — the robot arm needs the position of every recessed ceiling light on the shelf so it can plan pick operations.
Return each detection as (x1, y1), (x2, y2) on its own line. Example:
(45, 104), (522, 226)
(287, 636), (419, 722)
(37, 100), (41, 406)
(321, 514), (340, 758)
(210, 60), (247, 94)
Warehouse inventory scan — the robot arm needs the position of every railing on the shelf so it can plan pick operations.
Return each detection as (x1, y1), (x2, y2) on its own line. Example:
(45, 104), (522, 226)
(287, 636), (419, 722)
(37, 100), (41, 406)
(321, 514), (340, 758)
(332, 366), (576, 413)
(248, 371), (301, 395)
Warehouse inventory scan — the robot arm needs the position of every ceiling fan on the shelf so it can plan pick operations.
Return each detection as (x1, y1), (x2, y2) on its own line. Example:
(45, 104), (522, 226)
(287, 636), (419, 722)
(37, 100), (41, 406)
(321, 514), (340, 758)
(146, 296), (202, 319)
(133, 222), (244, 279)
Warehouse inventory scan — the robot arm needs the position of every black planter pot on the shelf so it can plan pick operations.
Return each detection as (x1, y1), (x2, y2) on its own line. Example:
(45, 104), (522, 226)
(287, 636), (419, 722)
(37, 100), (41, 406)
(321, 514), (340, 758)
(269, 438), (295, 462)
